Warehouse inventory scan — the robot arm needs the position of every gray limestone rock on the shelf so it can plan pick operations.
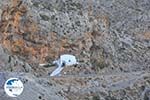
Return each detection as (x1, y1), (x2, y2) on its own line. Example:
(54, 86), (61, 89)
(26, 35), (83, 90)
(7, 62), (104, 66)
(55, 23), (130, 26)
(0, 0), (150, 99)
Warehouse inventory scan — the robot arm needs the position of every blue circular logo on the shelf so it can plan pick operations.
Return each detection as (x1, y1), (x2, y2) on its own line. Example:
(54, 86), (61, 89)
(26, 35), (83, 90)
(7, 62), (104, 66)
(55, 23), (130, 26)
(4, 78), (24, 97)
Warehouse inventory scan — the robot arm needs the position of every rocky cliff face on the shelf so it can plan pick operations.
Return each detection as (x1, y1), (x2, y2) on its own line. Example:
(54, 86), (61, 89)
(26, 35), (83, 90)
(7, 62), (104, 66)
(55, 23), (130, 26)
(0, 0), (150, 100)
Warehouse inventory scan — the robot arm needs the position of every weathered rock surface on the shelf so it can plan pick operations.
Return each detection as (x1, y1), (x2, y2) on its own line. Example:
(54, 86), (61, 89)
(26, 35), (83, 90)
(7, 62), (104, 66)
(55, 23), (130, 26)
(0, 71), (149, 100)
(0, 0), (149, 72)
(0, 0), (150, 100)
(0, 45), (32, 72)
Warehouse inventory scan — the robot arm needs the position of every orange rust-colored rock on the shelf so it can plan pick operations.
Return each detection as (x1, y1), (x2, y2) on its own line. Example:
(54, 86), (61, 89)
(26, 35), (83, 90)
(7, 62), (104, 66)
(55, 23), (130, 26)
(13, 11), (22, 33)
(11, 39), (25, 53)
(144, 31), (150, 40)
